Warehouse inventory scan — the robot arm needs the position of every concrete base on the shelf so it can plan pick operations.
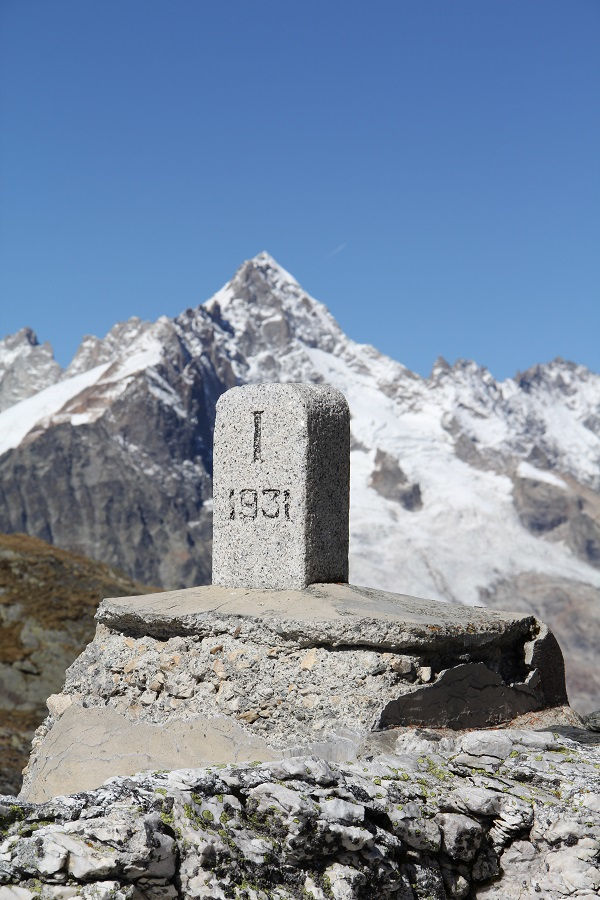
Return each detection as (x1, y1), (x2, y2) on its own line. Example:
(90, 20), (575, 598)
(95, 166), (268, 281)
(21, 583), (568, 801)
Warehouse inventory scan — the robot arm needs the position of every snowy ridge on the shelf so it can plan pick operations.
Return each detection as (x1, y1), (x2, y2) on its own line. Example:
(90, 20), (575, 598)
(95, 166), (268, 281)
(0, 328), (39, 370)
(0, 363), (112, 455)
(0, 323), (167, 453)
(428, 358), (600, 489)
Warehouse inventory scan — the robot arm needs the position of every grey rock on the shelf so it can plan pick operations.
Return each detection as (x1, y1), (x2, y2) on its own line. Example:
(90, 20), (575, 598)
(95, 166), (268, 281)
(5, 729), (600, 899)
(0, 314), (223, 589)
(569, 510), (600, 566)
(369, 449), (422, 511)
(379, 662), (557, 730)
(513, 476), (570, 533)
(480, 571), (600, 714)
(0, 403), (214, 590)
(455, 730), (514, 759)
(64, 318), (156, 378)
(436, 812), (484, 861)
(390, 655), (417, 676)
(513, 473), (600, 569)
(212, 383), (350, 589)
(584, 710), (600, 731)
(0, 328), (62, 412)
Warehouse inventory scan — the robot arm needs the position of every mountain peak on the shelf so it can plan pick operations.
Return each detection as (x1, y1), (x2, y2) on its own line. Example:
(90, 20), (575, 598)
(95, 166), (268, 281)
(234, 252), (300, 292)
(252, 250), (278, 265)
(516, 357), (592, 396)
(0, 329), (62, 412)
(203, 252), (342, 360)
(1, 326), (40, 352)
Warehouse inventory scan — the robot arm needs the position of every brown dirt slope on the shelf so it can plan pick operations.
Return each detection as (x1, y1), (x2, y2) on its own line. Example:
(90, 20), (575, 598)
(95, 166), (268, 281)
(0, 532), (150, 795)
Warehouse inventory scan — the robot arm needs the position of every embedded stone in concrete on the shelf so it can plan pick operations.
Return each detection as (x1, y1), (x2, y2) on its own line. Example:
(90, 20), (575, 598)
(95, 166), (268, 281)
(212, 383), (350, 589)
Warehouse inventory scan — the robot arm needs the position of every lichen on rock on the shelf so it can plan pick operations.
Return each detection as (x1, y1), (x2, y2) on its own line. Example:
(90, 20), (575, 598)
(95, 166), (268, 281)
(2, 727), (600, 898)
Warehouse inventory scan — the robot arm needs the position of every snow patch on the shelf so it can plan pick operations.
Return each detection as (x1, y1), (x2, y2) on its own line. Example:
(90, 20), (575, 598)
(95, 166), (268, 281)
(517, 461), (568, 489)
(0, 363), (111, 455)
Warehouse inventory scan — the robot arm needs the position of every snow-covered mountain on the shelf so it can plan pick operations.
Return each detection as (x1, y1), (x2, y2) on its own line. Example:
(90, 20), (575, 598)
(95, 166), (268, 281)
(1, 252), (599, 710)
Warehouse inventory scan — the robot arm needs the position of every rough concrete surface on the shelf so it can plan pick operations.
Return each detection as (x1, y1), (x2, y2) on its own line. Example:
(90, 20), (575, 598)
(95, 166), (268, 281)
(97, 582), (541, 651)
(212, 384), (349, 589)
(21, 583), (568, 801)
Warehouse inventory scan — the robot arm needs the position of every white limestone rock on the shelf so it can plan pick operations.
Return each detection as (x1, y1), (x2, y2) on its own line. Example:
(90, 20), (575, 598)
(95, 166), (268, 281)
(2, 728), (600, 899)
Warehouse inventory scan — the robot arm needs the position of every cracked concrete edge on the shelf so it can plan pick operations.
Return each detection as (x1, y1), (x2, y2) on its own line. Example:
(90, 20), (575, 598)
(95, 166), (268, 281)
(96, 583), (539, 653)
(379, 662), (541, 730)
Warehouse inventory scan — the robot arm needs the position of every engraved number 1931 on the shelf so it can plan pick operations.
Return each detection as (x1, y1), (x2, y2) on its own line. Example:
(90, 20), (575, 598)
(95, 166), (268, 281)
(229, 489), (290, 520)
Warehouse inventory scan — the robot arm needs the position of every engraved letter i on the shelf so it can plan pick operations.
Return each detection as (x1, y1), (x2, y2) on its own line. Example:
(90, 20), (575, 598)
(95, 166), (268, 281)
(253, 411), (263, 462)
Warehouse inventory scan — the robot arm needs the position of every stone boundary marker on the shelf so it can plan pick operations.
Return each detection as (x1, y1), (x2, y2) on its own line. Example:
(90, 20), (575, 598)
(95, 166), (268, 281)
(212, 383), (349, 589)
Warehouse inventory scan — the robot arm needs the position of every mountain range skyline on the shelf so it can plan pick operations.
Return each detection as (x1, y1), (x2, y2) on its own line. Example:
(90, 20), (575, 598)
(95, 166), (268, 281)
(2, 250), (598, 385)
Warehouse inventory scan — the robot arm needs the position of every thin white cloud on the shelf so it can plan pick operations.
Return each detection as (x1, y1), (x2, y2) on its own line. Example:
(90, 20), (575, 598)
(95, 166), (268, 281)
(326, 242), (347, 258)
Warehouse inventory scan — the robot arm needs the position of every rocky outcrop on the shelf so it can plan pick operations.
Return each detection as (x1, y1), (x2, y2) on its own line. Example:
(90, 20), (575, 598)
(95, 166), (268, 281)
(0, 375), (215, 589)
(0, 328), (61, 412)
(20, 583), (568, 802)
(2, 727), (600, 898)
(513, 477), (571, 533)
(0, 533), (149, 795)
(370, 449), (422, 510)
(512, 473), (600, 567)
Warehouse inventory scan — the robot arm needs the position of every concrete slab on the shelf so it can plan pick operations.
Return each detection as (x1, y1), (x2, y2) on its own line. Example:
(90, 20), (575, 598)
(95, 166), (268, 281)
(98, 582), (536, 652)
(21, 703), (276, 803)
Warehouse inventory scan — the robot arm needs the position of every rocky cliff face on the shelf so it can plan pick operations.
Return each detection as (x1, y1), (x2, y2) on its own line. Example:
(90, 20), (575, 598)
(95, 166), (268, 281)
(0, 533), (148, 794)
(1, 253), (600, 711)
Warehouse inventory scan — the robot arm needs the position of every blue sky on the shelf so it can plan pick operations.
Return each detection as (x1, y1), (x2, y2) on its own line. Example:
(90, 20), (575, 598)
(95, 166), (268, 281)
(1, 0), (599, 379)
